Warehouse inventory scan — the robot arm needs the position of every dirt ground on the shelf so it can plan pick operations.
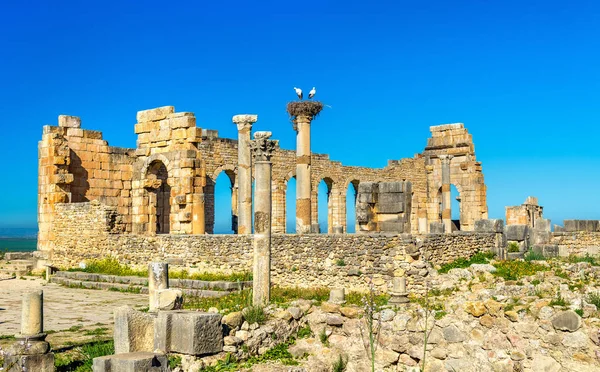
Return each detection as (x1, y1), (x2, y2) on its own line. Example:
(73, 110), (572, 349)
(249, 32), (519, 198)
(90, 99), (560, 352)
(0, 276), (147, 336)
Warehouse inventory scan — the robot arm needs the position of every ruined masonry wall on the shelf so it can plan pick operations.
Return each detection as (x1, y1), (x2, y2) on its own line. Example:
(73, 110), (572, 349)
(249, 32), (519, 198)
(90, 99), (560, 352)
(51, 202), (496, 293)
(550, 232), (600, 257)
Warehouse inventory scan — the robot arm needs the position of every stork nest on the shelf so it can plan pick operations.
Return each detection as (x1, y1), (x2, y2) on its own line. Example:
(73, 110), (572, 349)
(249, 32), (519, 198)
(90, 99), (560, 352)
(286, 101), (324, 120)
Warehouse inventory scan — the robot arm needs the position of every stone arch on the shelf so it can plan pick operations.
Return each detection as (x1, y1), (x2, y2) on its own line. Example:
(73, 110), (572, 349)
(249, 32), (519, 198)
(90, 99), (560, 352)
(206, 167), (237, 234)
(315, 176), (335, 234)
(144, 159), (171, 234)
(345, 179), (360, 233)
(140, 153), (174, 180)
(283, 170), (297, 233)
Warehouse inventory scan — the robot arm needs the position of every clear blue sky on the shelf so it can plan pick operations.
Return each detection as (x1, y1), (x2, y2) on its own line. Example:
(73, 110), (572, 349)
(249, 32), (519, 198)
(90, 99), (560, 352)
(1, 0), (599, 231)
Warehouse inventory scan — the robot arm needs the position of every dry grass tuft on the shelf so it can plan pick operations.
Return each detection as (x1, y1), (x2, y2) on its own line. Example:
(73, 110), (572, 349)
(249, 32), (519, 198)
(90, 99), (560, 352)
(286, 101), (324, 120)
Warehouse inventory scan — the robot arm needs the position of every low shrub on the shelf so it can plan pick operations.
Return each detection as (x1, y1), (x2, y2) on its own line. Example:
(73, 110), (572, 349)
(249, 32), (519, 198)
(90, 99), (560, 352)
(492, 260), (550, 281)
(507, 242), (520, 253)
(524, 249), (545, 261)
(243, 306), (266, 325)
(438, 251), (495, 274)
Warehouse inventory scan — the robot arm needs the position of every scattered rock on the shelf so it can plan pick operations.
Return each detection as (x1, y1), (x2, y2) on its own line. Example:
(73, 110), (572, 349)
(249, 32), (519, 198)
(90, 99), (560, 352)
(443, 324), (466, 343)
(551, 310), (582, 332)
(562, 331), (589, 349)
(326, 315), (344, 326)
(222, 311), (243, 329)
(505, 311), (519, 322)
(320, 302), (341, 314)
(479, 314), (494, 328)
(465, 301), (487, 317)
(287, 307), (303, 320)
(339, 306), (360, 319)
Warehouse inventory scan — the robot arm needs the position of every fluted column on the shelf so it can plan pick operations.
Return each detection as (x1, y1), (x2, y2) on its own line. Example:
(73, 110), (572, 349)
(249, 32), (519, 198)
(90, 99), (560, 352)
(294, 115), (313, 234)
(250, 131), (276, 306)
(440, 155), (453, 233)
(233, 114), (258, 234)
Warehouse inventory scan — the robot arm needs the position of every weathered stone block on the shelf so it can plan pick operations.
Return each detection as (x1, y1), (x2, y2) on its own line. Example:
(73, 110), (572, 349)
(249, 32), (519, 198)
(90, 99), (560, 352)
(154, 311), (223, 355)
(505, 225), (528, 241)
(379, 182), (404, 193)
(534, 218), (551, 232)
(93, 352), (169, 372)
(136, 106), (174, 123)
(58, 115), (81, 128)
(3, 353), (55, 372)
(474, 219), (504, 233)
(358, 182), (378, 194)
(114, 306), (156, 354)
(532, 244), (559, 258)
(377, 202), (403, 214)
(379, 221), (405, 233)
(563, 220), (577, 232)
(429, 222), (445, 234)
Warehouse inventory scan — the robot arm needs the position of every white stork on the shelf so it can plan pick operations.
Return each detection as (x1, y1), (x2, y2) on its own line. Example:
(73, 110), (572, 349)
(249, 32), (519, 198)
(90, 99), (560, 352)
(294, 87), (303, 100)
(308, 87), (316, 99)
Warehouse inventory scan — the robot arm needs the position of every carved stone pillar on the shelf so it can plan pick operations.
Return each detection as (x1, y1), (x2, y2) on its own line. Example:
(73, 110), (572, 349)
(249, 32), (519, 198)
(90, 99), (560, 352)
(233, 114), (258, 234)
(192, 193), (205, 234)
(294, 115), (313, 234)
(440, 155), (453, 233)
(250, 131), (276, 306)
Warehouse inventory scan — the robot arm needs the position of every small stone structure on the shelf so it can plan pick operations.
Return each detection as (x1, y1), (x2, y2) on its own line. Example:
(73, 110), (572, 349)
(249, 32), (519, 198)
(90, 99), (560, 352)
(506, 196), (544, 227)
(148, 262), (182, 312)
(3, 290), (54, 372)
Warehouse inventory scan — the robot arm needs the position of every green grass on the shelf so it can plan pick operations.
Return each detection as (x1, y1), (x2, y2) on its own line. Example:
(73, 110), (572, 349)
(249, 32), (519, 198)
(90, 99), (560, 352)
(66, 325), (83, 332)
(184, 286), (389, 315)
(336, 258), (346, 267)
(567, 254), (600, 266)
(319, 328), (329, 346)
(83, 327), (108, 336)
(524, 249), (546, 261)
(438, 251), (495, 274)
(70, 257), (251, 282)
(587, 292), (600, 309)
(297, 324), (312, 339)
(55, 340), (114, 372)
(492, 260), (550, 281)
(332, 354), (348, 372)
(549, 291), (569, 307)
(168, 355), (182, 369)
(507, 242), (520, 253)
(575, 308), (584, 317)
(202, 339), (299, 371)
(0, 334), (15, 340)
(243, 306), (266, 325)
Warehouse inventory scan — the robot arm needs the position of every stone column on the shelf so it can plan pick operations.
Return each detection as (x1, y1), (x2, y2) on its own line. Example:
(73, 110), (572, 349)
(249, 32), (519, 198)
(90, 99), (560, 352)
(440, 155), (453, 233)
(250, 131), (276, 306)
(233, 114), (258, 234)
(19, 290), (44, 338)
(192, 193), (205, 234)
(294, 115), (313, 234)
(148, 262), (169, 312)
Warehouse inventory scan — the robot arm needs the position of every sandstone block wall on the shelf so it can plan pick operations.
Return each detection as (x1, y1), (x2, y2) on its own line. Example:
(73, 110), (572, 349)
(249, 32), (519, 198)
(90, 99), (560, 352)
(506, 196), (543, 227)
(549, 232), (600, 257)
(39, 107), (490, 259)
(51, 202), (497, 293)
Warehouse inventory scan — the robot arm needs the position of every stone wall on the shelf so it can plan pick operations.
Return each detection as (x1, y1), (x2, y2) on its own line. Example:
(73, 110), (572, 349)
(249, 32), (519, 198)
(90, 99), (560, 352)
(549, 232), (600, 257)
(51, 202), (497, 293)
(38, 116), (134, 254)
(39, 107), (489, 259)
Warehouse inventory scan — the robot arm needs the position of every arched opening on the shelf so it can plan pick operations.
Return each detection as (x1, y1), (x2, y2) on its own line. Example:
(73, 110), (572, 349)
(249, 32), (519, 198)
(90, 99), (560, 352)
(213, 170), (236, 234)
(346, 180), (359, 233)
(437, 187), (443, 221)
(286, 176), (297, 233)
(146, 161), (170, 234)
(451, 184), (461, 231)
(317, 178), (333, 234)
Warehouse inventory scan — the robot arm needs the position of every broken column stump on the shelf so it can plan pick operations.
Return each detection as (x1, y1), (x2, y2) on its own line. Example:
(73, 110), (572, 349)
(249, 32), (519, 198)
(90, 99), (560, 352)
(3, 290), (54, 372)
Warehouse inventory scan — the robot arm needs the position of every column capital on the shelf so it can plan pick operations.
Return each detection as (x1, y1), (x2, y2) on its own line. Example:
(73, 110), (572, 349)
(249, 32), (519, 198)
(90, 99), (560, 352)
(233, 114), (258, 131)
(250, 131), (276, 162)
(439, 154), (454, 164)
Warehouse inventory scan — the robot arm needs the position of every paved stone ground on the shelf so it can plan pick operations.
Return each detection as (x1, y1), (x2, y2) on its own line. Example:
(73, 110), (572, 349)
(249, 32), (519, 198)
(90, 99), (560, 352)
(0, 276), (147, 335)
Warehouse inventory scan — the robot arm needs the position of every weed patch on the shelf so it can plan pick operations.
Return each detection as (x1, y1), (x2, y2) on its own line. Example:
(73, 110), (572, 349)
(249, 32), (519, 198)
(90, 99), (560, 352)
(438, 251), (495, 274)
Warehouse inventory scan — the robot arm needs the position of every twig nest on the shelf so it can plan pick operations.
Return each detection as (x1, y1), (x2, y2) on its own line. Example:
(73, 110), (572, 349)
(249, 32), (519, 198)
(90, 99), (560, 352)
(286, 101), (324, 120)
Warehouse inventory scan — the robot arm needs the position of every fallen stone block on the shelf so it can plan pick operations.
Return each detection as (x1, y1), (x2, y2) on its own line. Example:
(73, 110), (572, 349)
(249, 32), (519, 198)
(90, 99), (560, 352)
(3, 353), (55, 372)
(156, 289), (183, 311)
(93, 352), (169, 372)
(114, 306), (156, 354)
(154, 311), (223, 355)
